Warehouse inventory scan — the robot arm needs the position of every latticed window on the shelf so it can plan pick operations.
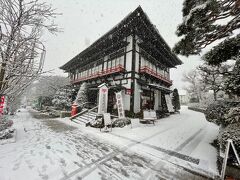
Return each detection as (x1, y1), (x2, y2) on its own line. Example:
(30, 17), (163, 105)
(112, 59), (116, 67)
(108, 61), (111, 69)
(116, 57), (120, 66)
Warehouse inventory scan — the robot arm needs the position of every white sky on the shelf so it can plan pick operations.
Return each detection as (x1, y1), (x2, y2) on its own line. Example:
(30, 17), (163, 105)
(42, 0), (204, 90)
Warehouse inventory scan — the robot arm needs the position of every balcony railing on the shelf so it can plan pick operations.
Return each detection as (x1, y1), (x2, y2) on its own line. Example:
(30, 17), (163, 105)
(71, 64), (125, 83)
(139, 66), (172, 85)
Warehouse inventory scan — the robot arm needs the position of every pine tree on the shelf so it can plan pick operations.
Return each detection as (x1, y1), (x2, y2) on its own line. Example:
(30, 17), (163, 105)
(203, 35), (240, 65)
(174, 0), (240, 56)
(175, 0), (240, 97)
(52, 86), (72, 110)
(224, 59), (240, 97)
(172, 89), (180, 112)
(74, 82), (88, 108)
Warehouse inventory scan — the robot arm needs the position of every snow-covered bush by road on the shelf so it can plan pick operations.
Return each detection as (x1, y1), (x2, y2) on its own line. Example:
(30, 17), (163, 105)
(205, 101), (240, 127)
(0, 117), (14, 140)
(224, 107), (240, 125)
(0, 128), (14, 140)
(0, 118), (13, 131)
(205, 101), (240, 163)
(218, 123), (240, 154)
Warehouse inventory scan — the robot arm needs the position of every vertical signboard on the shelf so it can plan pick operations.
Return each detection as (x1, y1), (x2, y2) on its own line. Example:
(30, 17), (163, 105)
(165, 94), (174, 113)
(116, 91), (125, 119)
(0, 96), (5, 115)
(98, 84), (108, 114)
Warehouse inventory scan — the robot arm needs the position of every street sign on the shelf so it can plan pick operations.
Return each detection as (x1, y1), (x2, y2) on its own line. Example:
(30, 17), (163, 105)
(221, 139), (240, 180)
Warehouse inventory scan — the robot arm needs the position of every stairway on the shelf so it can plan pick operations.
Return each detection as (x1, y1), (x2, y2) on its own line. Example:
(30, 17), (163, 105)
(72, 111), (98, 125)
(70, 106), (98, 125)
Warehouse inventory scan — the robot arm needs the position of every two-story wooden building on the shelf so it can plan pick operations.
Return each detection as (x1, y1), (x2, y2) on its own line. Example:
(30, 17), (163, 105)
(60, 6), (182, 114)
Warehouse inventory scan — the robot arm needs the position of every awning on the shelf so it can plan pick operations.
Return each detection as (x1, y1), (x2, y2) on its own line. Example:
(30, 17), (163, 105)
(148, 83), (172, 93)
(89, 84), (126, 91)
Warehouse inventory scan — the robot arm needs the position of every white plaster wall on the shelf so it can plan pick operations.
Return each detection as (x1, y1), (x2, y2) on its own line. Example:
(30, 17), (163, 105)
(126, 35), (133, 52)
(154, 90), (159, 111)
(125, 52), (132, 71)
(122, 78), (131, 111)
(134, 80), (141, 113)
(135, 52), (139, 72)
(125, 35), (133, 72)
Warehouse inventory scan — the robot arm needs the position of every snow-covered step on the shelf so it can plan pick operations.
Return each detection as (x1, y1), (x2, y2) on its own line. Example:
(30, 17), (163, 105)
(72, 111), (98, 125)
(72, 119), (86, 125)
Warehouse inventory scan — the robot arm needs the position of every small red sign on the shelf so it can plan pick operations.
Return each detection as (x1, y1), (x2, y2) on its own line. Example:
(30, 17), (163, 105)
(101, 88), (107, 93)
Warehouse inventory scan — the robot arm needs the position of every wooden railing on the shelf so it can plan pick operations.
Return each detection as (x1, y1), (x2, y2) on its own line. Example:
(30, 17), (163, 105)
(139, 66), (172, 85)
(71, 64), (125, 83)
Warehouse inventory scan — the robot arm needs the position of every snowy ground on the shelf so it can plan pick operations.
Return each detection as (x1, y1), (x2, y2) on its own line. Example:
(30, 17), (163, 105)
(0, 106), (220, 180)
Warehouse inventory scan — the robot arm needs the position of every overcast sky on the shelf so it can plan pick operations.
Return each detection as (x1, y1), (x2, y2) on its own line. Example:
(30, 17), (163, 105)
(42, 0), (205, 90)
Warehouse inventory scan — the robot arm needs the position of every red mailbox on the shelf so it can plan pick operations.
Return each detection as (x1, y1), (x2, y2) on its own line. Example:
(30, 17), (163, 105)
(71, 103), (78, 116)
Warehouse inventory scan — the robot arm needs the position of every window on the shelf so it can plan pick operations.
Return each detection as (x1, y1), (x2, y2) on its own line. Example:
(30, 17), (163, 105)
(99, 64), (102, 72)
(108, 60), (111, 69)
(112, 59), (116, 67)
(119, 56), (124, 66)
(104, 61), (107, 71)
(116, 57), (120, 66)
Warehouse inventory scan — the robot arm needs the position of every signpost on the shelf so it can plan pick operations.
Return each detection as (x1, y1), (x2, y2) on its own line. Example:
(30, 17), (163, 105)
(98, 83), (108, 115)
(115, 91), (125, 119)
(221, 139), (240, 180)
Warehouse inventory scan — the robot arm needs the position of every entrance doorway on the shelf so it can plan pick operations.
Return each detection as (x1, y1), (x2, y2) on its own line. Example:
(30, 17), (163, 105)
(141, 89), (154, 110)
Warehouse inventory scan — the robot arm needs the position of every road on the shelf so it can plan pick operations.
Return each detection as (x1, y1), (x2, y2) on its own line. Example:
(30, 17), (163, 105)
(0, 108), (218, 180)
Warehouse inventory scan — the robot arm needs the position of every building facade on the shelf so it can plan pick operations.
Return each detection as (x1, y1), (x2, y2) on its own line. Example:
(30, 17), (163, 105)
(60, 6), (182, 114)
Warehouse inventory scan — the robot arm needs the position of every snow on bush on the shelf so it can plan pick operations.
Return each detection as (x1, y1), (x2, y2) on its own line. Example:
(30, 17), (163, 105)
(218, 123), (240, 153)
(206, 102), (240, 161)
(0, 118), (14, 140)
(0, 128), (14, 140)
(74, 82), (88, 108)
(224, 107), (240, 125)
(52, 87), (72, 110)
(88, 117), (131, 128)
(205, 101), (240, 127)
(0, 118), (13, 131)
(112, 118), (131, 128)
(88, 118), (103, 128)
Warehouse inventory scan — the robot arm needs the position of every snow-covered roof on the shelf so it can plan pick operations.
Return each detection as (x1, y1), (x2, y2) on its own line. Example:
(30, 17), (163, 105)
(60, 6), (182, 71)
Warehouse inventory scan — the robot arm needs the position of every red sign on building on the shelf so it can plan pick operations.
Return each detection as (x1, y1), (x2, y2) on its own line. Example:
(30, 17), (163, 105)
(0, 96), (5, 115)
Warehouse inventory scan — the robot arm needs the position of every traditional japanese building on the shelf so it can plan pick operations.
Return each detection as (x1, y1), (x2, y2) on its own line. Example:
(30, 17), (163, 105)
(60, 6), (182, 114)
